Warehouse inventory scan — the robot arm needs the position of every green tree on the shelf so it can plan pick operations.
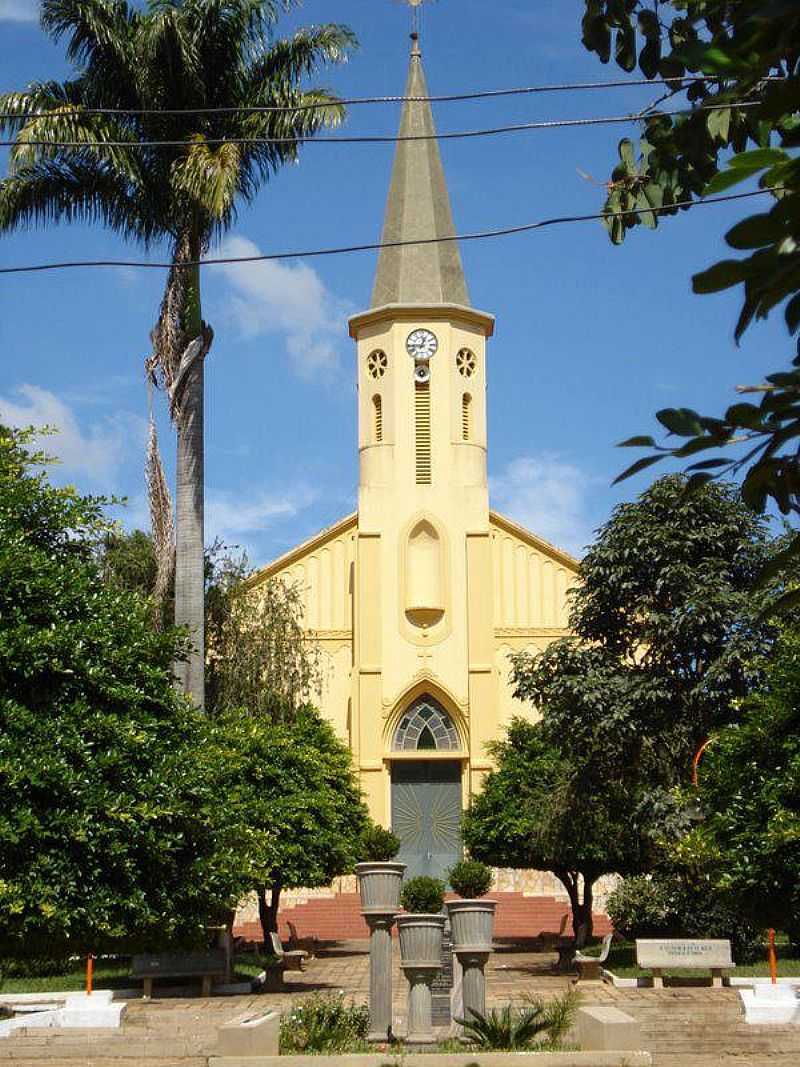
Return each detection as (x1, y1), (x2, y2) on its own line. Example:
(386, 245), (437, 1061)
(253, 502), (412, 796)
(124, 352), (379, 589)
(463, 718), (647, 947)
(207, 706), (370, 941)
(0, 426), (250, 956)
(579, 2), (800, 587)
(0, 0), (356, 709)
(513, 476), (772, 789)
(206, 562), (321, 722)
(675, 623), (800, 942)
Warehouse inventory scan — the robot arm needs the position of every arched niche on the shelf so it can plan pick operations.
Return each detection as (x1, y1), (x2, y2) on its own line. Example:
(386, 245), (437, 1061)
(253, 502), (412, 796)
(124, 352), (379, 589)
(405, 519), (445, 629)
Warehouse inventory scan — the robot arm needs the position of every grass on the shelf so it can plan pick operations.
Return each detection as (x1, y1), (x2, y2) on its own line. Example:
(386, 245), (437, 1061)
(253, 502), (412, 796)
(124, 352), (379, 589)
(595, 941), (800, 979)
(0, 954), (268, 994)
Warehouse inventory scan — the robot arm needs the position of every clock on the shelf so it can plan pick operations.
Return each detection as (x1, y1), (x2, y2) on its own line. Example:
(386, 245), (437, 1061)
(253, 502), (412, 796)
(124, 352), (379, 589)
(406, 329), (438, 362)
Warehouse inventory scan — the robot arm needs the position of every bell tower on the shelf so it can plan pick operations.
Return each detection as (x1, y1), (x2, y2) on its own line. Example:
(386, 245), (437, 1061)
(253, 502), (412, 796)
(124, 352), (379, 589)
(348, 28), (496, 827)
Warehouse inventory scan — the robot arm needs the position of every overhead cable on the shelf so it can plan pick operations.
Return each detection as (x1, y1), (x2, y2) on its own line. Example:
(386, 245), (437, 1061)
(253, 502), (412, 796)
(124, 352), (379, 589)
(0, 187), (779, 276)
(0, 76), (783, 121)
(0, 100), (761, 150)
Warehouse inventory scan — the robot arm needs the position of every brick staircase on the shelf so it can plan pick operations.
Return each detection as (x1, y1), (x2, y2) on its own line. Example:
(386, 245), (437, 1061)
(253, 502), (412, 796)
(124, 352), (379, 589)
(233, 891), (613, 944)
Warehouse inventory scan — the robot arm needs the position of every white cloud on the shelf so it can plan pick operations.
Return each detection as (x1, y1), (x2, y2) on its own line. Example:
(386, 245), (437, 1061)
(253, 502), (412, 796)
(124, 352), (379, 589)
(214, 236), (347, 377)
(205, 484), (316, 555)
(0, 384), (145, 487)
(491, 453), (595, 558)
(0, 0), (37, 21)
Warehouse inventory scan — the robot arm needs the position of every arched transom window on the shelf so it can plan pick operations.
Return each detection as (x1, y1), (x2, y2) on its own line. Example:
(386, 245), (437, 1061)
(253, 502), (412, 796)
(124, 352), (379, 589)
(394, 698), (460, 752)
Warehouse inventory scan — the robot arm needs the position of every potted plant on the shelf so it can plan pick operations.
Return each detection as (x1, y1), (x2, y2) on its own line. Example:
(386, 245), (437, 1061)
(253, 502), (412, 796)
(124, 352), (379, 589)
(396, 876), (447, 1044)
(396, 876), (447, 966)
(446, 859), (496, 951)
(355, 825), (405, 915)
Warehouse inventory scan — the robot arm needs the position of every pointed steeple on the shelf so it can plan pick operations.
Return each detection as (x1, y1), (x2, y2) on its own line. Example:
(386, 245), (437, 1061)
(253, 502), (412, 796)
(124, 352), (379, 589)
(371, 34), (470, 309)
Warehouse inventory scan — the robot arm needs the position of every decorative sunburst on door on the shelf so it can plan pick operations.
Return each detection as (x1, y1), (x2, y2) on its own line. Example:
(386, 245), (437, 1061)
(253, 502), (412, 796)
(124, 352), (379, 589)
(392, 784), (424, 850)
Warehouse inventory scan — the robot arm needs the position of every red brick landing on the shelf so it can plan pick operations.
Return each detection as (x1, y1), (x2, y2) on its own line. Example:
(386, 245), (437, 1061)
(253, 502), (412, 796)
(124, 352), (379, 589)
(233, 891), (612, 944)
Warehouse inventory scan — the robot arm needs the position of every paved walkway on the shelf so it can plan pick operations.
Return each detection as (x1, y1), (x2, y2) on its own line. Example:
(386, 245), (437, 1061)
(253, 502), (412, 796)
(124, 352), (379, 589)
(3, 941), (799, 1066)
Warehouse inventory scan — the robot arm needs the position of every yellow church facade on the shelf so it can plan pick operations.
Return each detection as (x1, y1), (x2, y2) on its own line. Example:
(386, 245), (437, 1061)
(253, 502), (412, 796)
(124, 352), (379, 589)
(250, 35), (579, 882)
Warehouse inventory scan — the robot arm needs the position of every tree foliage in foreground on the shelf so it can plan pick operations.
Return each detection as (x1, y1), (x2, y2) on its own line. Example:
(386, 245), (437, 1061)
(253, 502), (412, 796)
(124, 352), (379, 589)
(466, 476), (775, 947)
(674, 622), (800, 941)
(0, 427), (248, 954)
(207, 707), (370, 940)
(513, 476), (772, 790)
(463, 719), (647, 947)
(580, 2), (800, 585)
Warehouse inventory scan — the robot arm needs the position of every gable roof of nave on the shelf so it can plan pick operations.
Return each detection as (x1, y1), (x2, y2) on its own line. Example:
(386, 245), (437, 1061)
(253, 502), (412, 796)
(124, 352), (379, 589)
(243, 512), (358, 589)
(245, 508), (579, 590)
(489, 511), (580, 573)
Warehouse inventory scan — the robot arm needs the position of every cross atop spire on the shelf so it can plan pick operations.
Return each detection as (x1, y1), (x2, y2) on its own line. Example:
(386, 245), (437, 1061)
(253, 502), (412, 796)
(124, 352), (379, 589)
(370, 25), (470, 309)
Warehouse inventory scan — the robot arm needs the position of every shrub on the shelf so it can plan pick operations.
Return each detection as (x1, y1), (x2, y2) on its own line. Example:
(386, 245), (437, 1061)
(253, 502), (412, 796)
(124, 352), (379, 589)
(457, 993), (577, 1052)
(400, 876), (446, 915)
(607, 874), (763, 962)
(279, 992), (369, 1054)
(0, 956), (74, 979)
(358, 825), (401, 863)
(449, 859), (493, 899)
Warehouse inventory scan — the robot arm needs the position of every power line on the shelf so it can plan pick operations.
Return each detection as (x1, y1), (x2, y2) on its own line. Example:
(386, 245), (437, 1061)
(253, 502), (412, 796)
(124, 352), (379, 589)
(0, 76), (782, 121)
(0, 187), (778, 276)
(0, 101), (761, 150)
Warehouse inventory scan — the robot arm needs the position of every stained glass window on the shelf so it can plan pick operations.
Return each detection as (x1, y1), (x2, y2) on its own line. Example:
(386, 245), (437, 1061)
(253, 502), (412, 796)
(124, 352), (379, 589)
(394, 698), (460, 751)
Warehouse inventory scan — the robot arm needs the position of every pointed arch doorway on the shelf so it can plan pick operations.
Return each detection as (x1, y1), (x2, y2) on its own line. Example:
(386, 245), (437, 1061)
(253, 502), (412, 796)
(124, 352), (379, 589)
(390, 697), (464, 882)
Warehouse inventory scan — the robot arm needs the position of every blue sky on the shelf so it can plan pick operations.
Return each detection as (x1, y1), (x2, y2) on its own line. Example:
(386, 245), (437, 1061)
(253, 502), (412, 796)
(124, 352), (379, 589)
(0, 0), (790, 565)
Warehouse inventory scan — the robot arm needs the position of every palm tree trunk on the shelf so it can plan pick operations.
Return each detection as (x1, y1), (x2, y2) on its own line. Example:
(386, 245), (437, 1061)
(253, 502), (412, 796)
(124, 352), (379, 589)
(174, 256), (206, 711)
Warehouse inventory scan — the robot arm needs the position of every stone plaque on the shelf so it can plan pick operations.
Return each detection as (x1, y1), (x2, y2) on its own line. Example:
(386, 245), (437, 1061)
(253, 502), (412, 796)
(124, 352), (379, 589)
(636, 939), (733, 969)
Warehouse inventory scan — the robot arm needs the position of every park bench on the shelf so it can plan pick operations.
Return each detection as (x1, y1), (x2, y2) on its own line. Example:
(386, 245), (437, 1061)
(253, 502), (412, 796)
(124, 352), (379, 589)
(268, 932), (307, 972)
(636, 938), (735, 988)
(574, 932), (614, 981)
(131, 949), (227, 999)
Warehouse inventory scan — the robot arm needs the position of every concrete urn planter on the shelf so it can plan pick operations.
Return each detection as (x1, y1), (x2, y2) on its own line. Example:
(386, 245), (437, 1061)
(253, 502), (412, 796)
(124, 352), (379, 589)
(446, 899), (496, 952)
(397, 913), (446, 967)
(355, 861), (406, 915)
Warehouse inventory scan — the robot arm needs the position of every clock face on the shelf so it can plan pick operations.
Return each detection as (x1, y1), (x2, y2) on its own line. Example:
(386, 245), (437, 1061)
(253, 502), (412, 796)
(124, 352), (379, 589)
(406, 329), (438, 361)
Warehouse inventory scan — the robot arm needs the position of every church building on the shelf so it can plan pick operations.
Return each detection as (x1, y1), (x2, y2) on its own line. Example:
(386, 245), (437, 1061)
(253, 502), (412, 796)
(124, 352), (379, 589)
(250, 34), (579, 884)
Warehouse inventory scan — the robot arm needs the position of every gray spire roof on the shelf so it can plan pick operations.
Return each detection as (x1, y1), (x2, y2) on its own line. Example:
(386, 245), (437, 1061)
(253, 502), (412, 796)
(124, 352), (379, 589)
(371, 37), (470, 308)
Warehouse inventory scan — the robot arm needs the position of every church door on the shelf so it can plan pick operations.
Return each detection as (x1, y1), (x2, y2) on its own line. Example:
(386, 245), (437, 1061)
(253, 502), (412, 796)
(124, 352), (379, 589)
(391, 760), (462, 883)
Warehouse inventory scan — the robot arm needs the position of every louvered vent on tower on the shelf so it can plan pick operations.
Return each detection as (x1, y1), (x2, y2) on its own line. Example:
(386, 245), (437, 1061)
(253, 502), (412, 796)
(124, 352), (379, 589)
(415, 383), (432, 484)
(373, 395), (383, 443)
(462, 393), (472, 441)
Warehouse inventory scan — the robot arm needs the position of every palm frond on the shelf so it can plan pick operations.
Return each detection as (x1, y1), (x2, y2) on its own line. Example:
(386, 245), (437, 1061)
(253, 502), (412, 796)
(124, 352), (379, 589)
(245, 25), (356, 92)
(8, 109), (144, 187)
(0, 158), (158, 244)
(136, 4), (202, 109)
(40, 0), (138, 98)
(171, 135), (241, 223)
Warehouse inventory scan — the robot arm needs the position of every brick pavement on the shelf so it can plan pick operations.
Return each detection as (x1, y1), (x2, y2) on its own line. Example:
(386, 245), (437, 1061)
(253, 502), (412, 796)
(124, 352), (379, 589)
(2, 941), (798, 1065)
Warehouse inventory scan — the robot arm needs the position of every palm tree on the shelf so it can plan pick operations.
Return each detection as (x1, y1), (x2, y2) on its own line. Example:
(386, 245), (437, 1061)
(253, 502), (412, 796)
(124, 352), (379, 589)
(0, 0), (356, 710)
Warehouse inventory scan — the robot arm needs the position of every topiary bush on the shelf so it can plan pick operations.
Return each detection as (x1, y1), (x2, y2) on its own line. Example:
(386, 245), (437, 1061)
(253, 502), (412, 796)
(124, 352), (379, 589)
(400, 876), (446, 915)
(358, 825), (401, 863)
(448, 859), (493, 899)
(607, 874), (763, 962)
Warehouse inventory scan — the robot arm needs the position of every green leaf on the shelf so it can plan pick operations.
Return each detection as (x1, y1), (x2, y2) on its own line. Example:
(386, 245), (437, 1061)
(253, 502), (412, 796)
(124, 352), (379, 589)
(612, 454), (666, 485)
(729, 148), (788, 169)
(684, 472), (715, 493)
(704, 167), (763, 195)
(639, 39), (661, 80)
(656, 408), (704, 437)
(725, 213), (784, 250)
(615, 23), (636, 73)
(685, 458), (731, 471)
(618, 435), (657, 448)
(707, 107), (731, 144)
(618, 138), (636, 173)
(725, 403), (765, 429)
(692, 260), (749, 294)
